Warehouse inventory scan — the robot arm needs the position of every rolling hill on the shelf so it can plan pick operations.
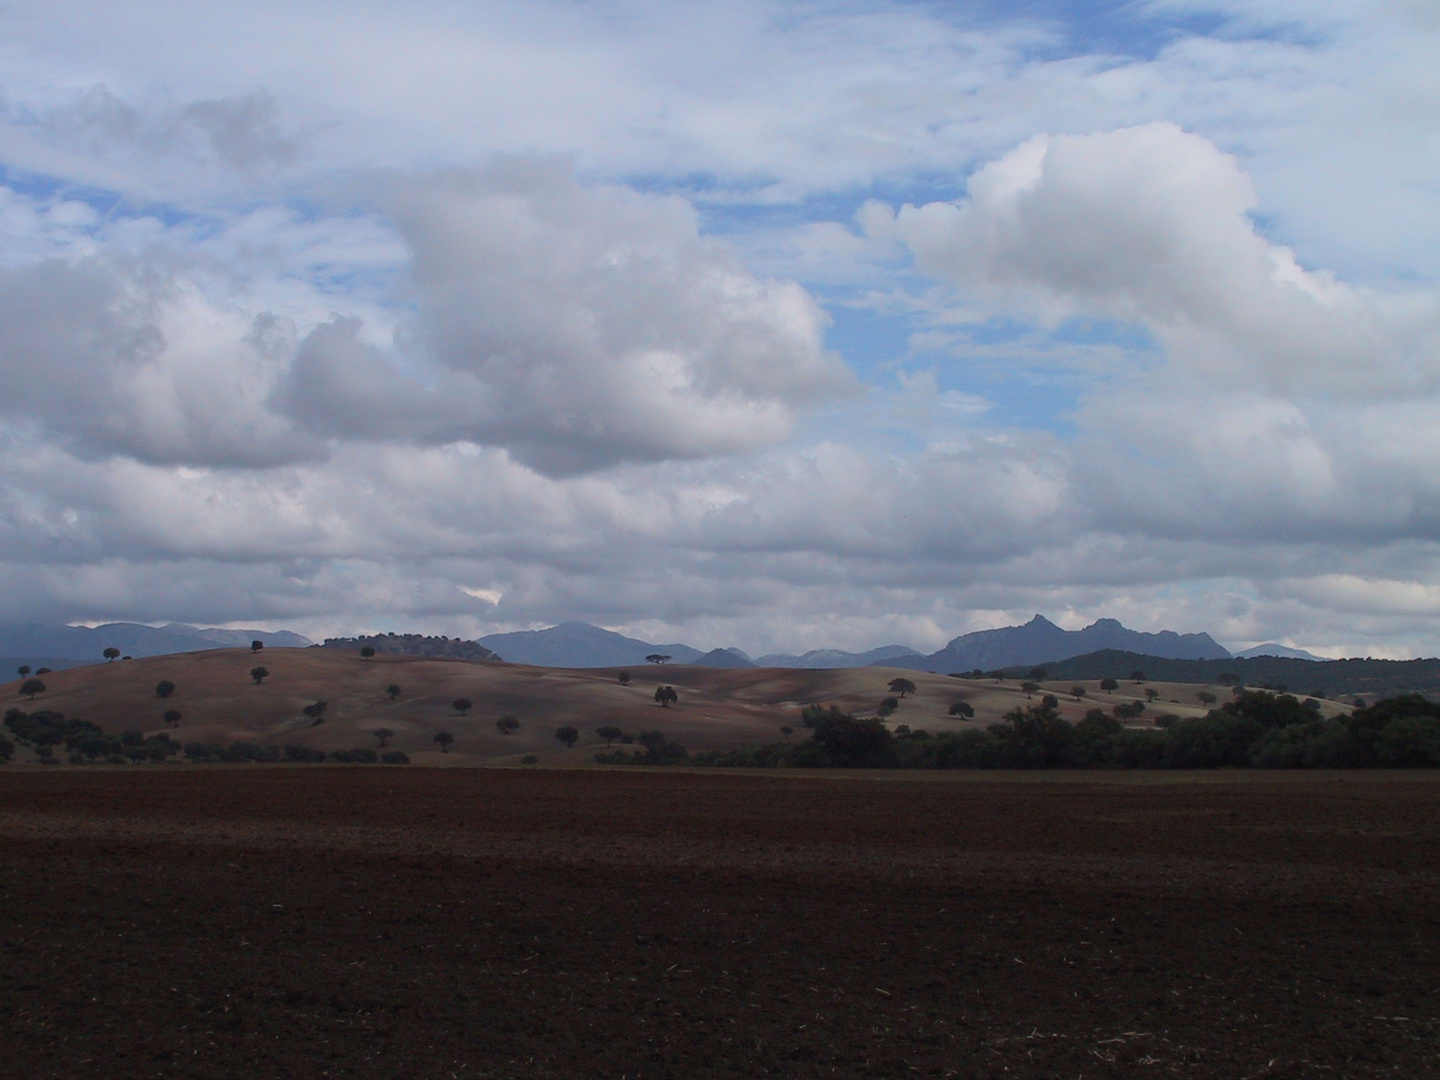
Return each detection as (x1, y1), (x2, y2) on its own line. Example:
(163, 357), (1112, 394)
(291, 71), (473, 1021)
(0, 649), (1270, 766)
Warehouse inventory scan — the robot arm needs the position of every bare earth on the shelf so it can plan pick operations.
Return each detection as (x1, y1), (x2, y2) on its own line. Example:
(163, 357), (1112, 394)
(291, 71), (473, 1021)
(0, 767), (1436, 1078)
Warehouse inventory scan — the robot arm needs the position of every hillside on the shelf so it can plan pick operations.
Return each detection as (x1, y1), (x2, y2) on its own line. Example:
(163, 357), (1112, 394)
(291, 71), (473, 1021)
(1008, 649), (1440, 700)
(0, 650), (1301, 766)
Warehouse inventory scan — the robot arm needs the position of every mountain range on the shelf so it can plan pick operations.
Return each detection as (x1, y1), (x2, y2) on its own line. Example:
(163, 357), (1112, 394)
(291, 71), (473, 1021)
(882, 615), (1231, 672)
(475, 615), (1230, 671)
(0, 614), (1277, 676)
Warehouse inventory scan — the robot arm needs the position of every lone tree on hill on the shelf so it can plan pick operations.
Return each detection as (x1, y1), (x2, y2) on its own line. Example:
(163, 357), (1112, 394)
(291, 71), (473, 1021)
(645, 654), (671, 665)
(372, 728), (395, 747)
(103, 647), (120, 663)
(554, 725), (579, 748)
(163, 710), (182, 727)
(1070, 685), (1086, 701)
(434, 731), (455, 753)
(20, 678), (44, 700)
(1144, 687), (1160, 702)
(496, 715), (520, 735)
(654, 685), (678, 708)
(617, 671), (632, 685)
(155, 680), (176, 699)
(887, 677), (917, 699)
(453, 697), (473, 716)
(360, 645), (376, 659)
(1099, 677), (1119, 692)
(251, 640), (264, 652)
(386, 684), (402, 700)
(16, 665), (29, 677)
(948, 700), (975, 718)
(596, 724), (624, 746)
(250, 666), (269, 685)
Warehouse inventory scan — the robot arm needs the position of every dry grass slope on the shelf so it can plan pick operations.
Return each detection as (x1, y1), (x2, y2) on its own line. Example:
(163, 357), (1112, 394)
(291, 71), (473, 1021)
(3, 649), (1350, 766)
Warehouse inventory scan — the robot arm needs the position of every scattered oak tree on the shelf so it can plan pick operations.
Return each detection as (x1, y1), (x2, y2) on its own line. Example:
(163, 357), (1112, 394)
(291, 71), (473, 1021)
(15, 666), (29, 678)
(434, 730), (455, 753)
(948, 700), (975, 718)
(1099, 677), (1119, 692)
(596, 724), (624, 747)
(453, 697), (473, 716)
(1071, 685), (1086, 701)
(555, 725), (579, 748)
(302, 700), (329, 725)
(163, 710), (182, 727)
(645, 654), (671, 665)
(887, 677), (917, 699)
(360, 645), (376, 659)
(155, 680), (176, 699)
(386, 684), (402, 700)
(617, 671), (632, 685)
(19, 679), (44, 700)
(496, 715), (520, 735)
(251, 640), (264, 653)
(653, 685), (678, 708)
(372, 727), (395, 747)
(103, 648), (120, 663)
(250, 666), (269, 685)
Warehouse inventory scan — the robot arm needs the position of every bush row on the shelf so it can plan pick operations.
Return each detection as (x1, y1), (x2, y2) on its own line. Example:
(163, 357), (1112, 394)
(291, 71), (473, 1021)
(2, 708), (408, 765)
(679, 694), (1440, 770)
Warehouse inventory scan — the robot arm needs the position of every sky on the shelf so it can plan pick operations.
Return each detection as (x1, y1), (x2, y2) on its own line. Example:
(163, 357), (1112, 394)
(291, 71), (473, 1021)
(1, 0), (1438, 658)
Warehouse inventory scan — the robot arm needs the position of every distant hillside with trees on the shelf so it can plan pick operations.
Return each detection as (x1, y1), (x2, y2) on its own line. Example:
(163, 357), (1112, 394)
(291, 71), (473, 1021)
(319, 634), (502, 663)
(1001, 650), (1440, 700)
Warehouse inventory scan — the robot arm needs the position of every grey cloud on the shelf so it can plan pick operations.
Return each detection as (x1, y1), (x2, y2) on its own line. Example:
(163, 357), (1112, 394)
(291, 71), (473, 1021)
(0, 257), (322, 467)
(173, 91), (297, 171)
(279, 160), (854, 474)
(42, 85), (297, 173)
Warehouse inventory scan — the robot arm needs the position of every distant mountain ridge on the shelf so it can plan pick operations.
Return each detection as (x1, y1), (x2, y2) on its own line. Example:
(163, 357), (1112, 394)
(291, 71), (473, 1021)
(1234, 643), (1324, 661)
(0, 621), (312, 668)
(878, 615), (1231, 672)
(756, 645), (924, 668)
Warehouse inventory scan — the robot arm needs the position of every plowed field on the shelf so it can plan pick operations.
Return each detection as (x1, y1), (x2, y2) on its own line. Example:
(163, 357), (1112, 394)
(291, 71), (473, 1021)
(1, 768), (1436, 1078)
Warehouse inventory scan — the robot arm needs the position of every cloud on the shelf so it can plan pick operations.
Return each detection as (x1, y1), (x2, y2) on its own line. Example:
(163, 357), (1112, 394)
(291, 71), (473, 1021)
(0, 256), (320, 467)
(889, 122), (1440, 396)
(281, 159), (853, 474)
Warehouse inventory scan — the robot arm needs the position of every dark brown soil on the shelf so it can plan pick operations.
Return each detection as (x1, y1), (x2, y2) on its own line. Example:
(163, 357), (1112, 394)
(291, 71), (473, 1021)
(1, 768), (1436, 1078)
